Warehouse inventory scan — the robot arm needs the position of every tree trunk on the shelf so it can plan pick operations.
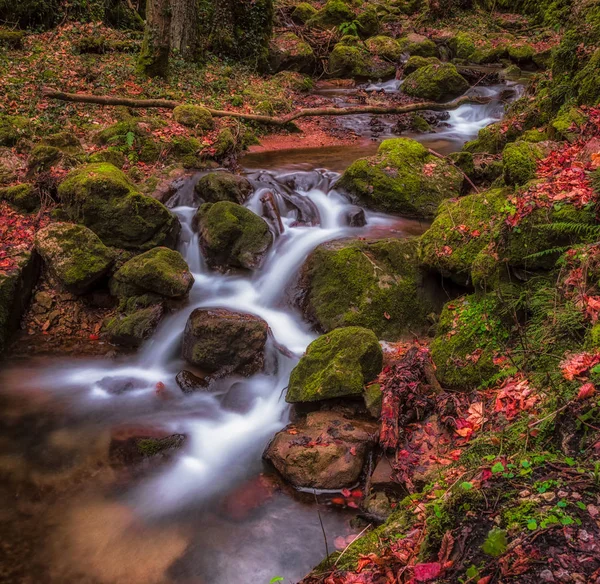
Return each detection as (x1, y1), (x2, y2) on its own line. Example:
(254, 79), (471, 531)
(138, 0), (172, 77)
(170, 0), (199, 60)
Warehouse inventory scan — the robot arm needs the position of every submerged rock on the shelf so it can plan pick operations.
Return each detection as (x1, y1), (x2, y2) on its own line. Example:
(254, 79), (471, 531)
(109, 425), (186, 467)
(175, 370), (211, 394)
(35, 222), (114, 294)
(264, 410), (379, 489)
(194, 172), (253, 205)
(286, 326), (382, 403)
(195, 201), (273, 271)
(182, 308), (269, 377)
(57, 163), (180, 251)
(336, 138), (463, 218)
(402, 63), (469, 101)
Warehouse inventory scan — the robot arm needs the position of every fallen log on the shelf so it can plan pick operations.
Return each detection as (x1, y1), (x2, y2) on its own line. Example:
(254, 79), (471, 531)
(41, 87), (491, 127)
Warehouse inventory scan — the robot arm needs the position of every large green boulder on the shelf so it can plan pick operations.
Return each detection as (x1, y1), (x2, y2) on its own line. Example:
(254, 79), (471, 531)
(402, 63), (469, 101)
(286, 327), (383, 403)
(307, 0), (354, 27)
(299, 238), (436, 339)
(109, 247), (194, 299)
(268, 32), (316, 73)
(104, 296), (164, 348)
(336, 138), (463, 217)
(291, 2), (317, 23)
(502, 141), (544, 186)
(365, 36), (402, 61)
(329, 44), (396, 79)
(0, 115), (29, 147)
(57, 163), (180, 251)
(173, 105), (214, 132)
(431, 294), (510, 390)
(404, 55), (441, 75)
(0, 184), (39, 213)
(194, 172), (253, 205)
(195, 201), (273, 271)
(35, 223), (114, 294)
(397, 33), (437, 58)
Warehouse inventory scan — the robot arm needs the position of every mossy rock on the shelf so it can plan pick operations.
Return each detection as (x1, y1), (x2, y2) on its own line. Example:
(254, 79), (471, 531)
(420, 188), (510, 286)
(448, 32), (476, 60)
(93, 120), (163, 163)
(329, 44), (396, 79)
(104, 302), (164, 348)
(402, 63), (469, 101)
(0, 115), (30, 147)
(195, 201), (273, 271)
(307, 0), (354, 28)
(575, 48), (600, 105)
(448, 151), (474, 176)
(397, 34), (437, 58)
(173, 105), (215, 132)
(194, 172), (253, 205)
(404, 55), (441, 75)
(109, 247), (194, 299)
(213, 128), (238, 158)
(0, 183), (39, 213)
(0, 29), (26, 48)
(57, 163), (180, 251)
(356, 6), (380, 38)
(41, 132), (82, 153)
(507, 43), (535, 64)
(291, 2), (317, 23)
(286, 326), (383, 403)
(35, 222), (114, 295)
(365, 36), (402, 61)
(268, 32), (315, 73)
(502, 141), (544, 186)
(88, 148), (126, 168)
(336, 138), (463, 218)
(169, 136), (202, 167)
(464, 121), (520, 154)
(431, 293), (510, 390)
(299, 237), (437, 339)
(549, 106), (587, 142)
(27, 145), (62, 174)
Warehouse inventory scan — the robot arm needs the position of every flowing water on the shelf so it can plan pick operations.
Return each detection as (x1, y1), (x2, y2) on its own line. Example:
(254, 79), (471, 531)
(0, 78), (522, 584)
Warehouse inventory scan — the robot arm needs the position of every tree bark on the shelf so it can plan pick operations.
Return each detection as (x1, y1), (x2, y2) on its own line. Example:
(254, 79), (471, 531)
(170, 0), (199, 60)
(138, 0), (172, 77)
(41, 88), (491, 126)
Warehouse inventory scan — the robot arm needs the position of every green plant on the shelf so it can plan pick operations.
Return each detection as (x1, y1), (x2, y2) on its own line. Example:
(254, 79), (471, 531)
(482, 528), (508, 557)
(339, 20), (360, 37)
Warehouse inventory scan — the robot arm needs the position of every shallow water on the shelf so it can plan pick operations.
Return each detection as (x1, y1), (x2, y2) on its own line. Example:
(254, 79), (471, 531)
(0, 77), (522, 583)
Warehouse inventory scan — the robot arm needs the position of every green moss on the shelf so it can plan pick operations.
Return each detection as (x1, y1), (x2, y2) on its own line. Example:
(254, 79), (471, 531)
(0, 115), (30, 147)
(269, 32), (315, 73)
(449, 151), (474, 176)
(214, 128), (237, 158)
(27, 145), (61, 173)
(356, 6), (379, 38)
(365, 36), (402, 61)
(88, 149), (126, 168)
(448, 32), (476, 60)
(0, 29), (26, 48)
(521, 129), (549, 143)
(291, 2), (317, 23)
(307, 0), (354, 27)
(464, 122), (520, 154)
(194, 172), (252, 204)
(0, 183), (39, 213)
(397, 35), (437, 58)
(420, 188), (509, 286)
(173, 105), (215, 132)
(196, 201), (273, 270)
(402, 63), (469, 101)
(57, 163), (180, 251)
(502, 141), (544, 186)
(550, 106), (587, 142)
(302, 238), (435, 339)
(431, 293), (511, 390)
(104, 304), (163, 347)
(110, 247), (193, 299)
(337, 138), (462, 217)
(286, 326), (383, 403)
(575, 49), (600, 105)
(329, 44), (395, 79)
(508, 43), (535, 63)
(403, 55), (441, 75)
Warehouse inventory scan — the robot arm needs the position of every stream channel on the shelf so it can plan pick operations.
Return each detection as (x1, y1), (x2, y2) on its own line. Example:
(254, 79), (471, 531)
(0, 73), (524, 584)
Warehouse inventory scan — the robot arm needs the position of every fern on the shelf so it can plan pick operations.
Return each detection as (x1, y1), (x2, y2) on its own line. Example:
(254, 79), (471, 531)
(535, 221), (600, 238)
(524, 245), (572, 261)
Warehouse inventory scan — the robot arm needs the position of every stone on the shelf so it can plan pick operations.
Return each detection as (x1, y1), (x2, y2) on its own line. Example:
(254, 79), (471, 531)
(195, 201), (273, 271)
(109, 247), (194, 299)
(173, 105), (215, 132)
(307, 0), (354, 28)
(175, 370), (211, 394)
(98, 376), (148, 395)
(35, 222), (114, 294)
(365, 36), (402, 61)
(104, 302), (164, 348)
(264, 410), (379, 489)
(182, 308), (269, 377)
(329, 44), (396, 79)
(194, 172), (253, 205)
(0, 183), (39, 212)
(397, 33), (437, 57)
(268, 32), (316, 73)
(345, 206), (366, 227)
(402, 63), (469, 101)
(286, 327), (383, 403)
(109, 424), (186, 467)
(0, 114), (30, 147)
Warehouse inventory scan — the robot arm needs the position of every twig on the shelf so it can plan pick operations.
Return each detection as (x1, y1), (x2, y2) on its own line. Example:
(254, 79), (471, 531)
(333, 523), (373, 567)
(314, 490), (330, 566)
(427, 147), (480, 194)
(528, 403), (570, 428)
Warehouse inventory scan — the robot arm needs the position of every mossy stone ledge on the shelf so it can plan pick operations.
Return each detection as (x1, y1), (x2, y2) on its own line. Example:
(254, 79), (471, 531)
(286, 326), (383, 403)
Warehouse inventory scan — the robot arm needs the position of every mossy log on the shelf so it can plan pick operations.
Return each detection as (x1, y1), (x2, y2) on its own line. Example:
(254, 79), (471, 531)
(41, 88), (491, 127)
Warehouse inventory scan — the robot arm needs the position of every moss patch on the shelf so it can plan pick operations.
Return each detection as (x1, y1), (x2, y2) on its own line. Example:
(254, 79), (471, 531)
(402, 63), (469, 101)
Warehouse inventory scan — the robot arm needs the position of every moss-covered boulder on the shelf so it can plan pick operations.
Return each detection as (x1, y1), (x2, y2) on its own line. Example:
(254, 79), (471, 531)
(420, 189), (509, 287)
(35, 223), (114, 295)
(507, 43), (535, 64)
(182, 308), (268, 376)
(286, 327), (383, 403)
(0, 29), (26, 48)
(299, 238), (437, 338)
(27, 145), (61, 174)
(464, 121), (521, 154)
(336, 138), (463, 217)
(502, 141), (544, 186)
(329, 44), (396, 79)
(0, 183), (39, 213)
(448, 32), (476, 60)
(402, 63), (469, 101)
(268, 32), (315, 73)
(356, 6), (379, 38)
(365, 36), (402, 61)
(549, 106), (587, 142)
(88, 148), (126, 168)
(104, 296), (164, 348)
(403, 55), (441, 75)
(291, 2), (317, 23)
(195, 201), (273, 271)
(0, 115), (29, 147)
(307, 0), (354, 28)
(173, 105), (215, 132)
(109, 247), (194, 299)
(431, 293), (510, 390)
(57, 163), (180, 251)
(194, 172), (253, 205)
(397, 33), (437, 58)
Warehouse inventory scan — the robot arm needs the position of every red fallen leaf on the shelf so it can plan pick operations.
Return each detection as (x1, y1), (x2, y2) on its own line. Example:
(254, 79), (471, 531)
(413, 562), (442, 582)
(383, 311), (391, 320)
(341, 488), (352, 498)
(477, 577), (492, 584)
(330, 497), (346, 506)
(481, 468), (493, 481)
(351, 489), (363, 498)
(578, 382), (596, 400)
(346, 500), (359, 509)
(89, 333), (99, 341)
(349, 445), (357, 456)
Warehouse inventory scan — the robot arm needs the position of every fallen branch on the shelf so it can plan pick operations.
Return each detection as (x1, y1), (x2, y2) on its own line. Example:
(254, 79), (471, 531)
(41, 87), (491, 127)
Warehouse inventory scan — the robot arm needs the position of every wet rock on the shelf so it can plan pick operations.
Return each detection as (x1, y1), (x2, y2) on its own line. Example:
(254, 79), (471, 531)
(182, 308), (269, 377)
(220, 474), (279, 520)
(35, 223), (114, 295)
(109, 425), (186, 466)
(402, 63), (469, 101)
(345, 206), (366, 227)
(403, 56), (441, 75)
(104, 301), (164, 348)
(329, 43), (396, 79)
(109, 247), (194, 299)
(175, 369), (211, 394)
(336, 138), (463, 218)
(268, 32), (316, 74)
(57, 163), (180, 251)
(195, 201), (273, 271)
(264, 410), (379, 489)
(286, 327), (382, 403)
(194, 172), (253, 205)
(363, 491), (395, 520)
(98, 376), (148, 395)
(370, 456), (396, 490)
(221, 381), (258, 413)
